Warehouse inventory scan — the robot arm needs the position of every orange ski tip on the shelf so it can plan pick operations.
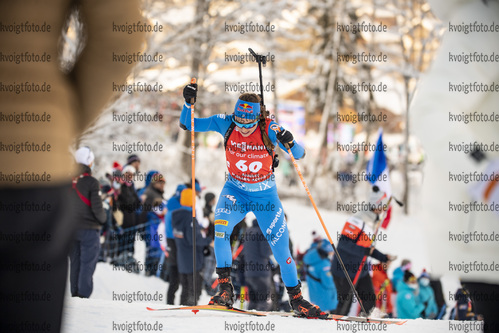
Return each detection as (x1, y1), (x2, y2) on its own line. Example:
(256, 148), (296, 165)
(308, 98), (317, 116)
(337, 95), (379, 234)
(191, 78), (197, 84)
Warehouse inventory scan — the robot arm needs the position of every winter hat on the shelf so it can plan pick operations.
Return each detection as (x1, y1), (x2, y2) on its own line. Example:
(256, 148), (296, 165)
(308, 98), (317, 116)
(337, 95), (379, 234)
(180, 188), (193, 207)
(368, 186), (389, 210)
(75, 146), (94, 166)
(112, 161), (123, 171)
(122, 165), (136, 174)
(234, 99), (260, 120)
(319, 239), (334, 254)
(150, 172), (165, 184)
(185, 178), (203, 193)
(145, 170), (160, 187)
(127, 154), (141, 165)
(403, 270), (417, 283)
(311, 231), (322, 243)
(401, 259), (412, 271)
(204, 192), (216, 204)
(419, 269), (430, 280)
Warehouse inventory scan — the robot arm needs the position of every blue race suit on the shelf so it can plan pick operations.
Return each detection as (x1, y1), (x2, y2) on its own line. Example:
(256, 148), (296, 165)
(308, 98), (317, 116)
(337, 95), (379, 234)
(180, 102), (305, 287)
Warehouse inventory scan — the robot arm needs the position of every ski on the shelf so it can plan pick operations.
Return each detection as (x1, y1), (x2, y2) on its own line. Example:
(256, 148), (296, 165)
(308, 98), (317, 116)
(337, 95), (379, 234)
(146, 304), (268, 317)
(146, 305), (407, 324)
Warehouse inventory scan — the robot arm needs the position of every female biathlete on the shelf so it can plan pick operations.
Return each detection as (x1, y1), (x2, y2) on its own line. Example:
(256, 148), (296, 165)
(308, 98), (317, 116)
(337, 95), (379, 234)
(180, 82), (327, 318)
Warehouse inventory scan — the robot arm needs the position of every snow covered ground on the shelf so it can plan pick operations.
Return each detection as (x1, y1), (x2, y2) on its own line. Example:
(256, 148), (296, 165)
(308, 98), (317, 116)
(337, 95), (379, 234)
(61, 199), (480, 332)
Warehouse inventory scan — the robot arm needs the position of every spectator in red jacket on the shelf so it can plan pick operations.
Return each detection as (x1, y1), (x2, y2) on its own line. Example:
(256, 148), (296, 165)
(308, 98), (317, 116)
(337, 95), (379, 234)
(372, 262), (394, 317)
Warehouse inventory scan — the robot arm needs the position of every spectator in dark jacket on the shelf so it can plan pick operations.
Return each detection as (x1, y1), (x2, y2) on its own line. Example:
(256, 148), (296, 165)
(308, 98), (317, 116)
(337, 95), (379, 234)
(242, 219), (273, 311)
(69, 147), (107, 298)
(117, 165), (141, 258)
(172, 188), (211, 305)
(331, 186), (395, 315)
(202, 192), (217, 294)
(137, 169), (159, 203)
(164, 183), (187, 303)
(140, 172), (166, 224)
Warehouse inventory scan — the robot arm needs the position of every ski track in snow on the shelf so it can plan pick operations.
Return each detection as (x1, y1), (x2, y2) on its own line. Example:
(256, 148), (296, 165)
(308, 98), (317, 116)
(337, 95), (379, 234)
(62, 199), (479, 332)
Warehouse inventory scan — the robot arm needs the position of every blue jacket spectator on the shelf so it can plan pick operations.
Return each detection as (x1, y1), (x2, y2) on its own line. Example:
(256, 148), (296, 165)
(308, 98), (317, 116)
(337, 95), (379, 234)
(172, 188), (211, 305)
(392, 259), (412, 292)
(396, 271), (425, 319)
(418, 270), (438, 319)
(303, 239), (338, 312)
(172, 189), (211, 275)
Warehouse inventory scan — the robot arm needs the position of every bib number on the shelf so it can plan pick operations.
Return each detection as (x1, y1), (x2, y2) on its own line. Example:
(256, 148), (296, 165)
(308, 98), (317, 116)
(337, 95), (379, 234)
(235, 160), (263, 173)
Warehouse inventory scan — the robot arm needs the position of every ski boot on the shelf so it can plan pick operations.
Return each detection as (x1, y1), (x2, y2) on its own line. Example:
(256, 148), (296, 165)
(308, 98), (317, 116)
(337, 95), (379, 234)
(208, 267), (235, 307)
(287, 282), (329, 318)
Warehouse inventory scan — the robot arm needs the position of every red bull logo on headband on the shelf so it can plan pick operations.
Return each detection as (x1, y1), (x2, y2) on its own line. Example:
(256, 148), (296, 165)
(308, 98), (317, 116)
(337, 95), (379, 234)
(234, 99), (260, 119)
(237, 103), (253, 113)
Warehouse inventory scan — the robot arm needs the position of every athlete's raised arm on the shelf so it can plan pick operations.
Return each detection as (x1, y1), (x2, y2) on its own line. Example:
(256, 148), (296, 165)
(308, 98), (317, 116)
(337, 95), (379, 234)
(179, 82), (231, 135)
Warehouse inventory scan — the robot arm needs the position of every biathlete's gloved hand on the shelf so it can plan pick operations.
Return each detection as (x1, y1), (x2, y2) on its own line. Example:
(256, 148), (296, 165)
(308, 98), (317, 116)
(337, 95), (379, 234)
(276, 129), (294, 148)
(183, 83), (197, 104)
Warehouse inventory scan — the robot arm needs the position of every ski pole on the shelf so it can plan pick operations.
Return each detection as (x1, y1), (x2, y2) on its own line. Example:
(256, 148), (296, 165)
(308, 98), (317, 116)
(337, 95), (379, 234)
(248, 48), (266, 107)
(190, 77), (197, 305)
(281, 140), (368, 317)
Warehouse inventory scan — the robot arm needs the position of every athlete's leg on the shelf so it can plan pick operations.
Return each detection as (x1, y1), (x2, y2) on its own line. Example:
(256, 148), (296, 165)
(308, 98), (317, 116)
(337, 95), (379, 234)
(213, 182), (247, 268)
(251, 189), (298, 287)
(252, 188), (328, 318)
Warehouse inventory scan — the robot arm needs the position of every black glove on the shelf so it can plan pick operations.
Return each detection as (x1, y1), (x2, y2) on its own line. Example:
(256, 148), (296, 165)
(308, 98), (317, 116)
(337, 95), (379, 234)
(276, 129), (294, 148)
(183, 83), (197, 104)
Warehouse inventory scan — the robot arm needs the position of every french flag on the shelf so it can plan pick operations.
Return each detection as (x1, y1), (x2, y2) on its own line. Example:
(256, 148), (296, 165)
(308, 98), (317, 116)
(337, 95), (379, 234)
(366, 128), (392, 228)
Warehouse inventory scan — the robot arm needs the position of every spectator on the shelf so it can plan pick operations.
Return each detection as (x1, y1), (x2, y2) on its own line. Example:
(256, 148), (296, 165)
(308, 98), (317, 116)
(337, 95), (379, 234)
(242, 219), (273, 311)
(303, 239), (338, 314)
(69, 147), (107, 297)
(144, 198), (166, 276)
(173, 188), (211, 305)
(396, 271), (425, 319)
(126, 154), (141, 173)
(331, 186), (395, 315)
(372, 261), (394, 317)
(0, 0), (144, 330)
(418, 270), (438, 319)
(202, 192), (217, 295)
(140, 173), (166, 276)
(450, 287), (478, 321)
(137, 170), (160, 203)
(392, 259), (412, 292)
(164, 183), (187, 304)
(117, 165), (141, 262)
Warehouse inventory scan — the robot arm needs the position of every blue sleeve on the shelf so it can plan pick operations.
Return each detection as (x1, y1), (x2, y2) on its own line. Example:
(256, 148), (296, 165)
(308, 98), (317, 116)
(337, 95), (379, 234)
(266, 120), (305, 160)
(180, 102), (231, 136)
(398, 291), (425, 319)
(165, 210), (173, 239)
(427, 290), (438, 316)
